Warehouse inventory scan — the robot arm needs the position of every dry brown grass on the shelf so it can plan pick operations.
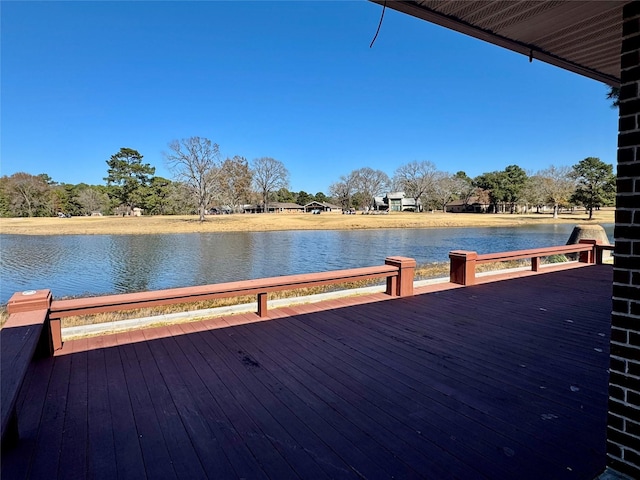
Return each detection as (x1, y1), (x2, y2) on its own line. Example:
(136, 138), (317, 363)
(0, 209), (615, 235)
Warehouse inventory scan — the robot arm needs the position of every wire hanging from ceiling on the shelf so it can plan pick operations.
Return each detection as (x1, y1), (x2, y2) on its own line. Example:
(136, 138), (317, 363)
(370, 1), (387, 48)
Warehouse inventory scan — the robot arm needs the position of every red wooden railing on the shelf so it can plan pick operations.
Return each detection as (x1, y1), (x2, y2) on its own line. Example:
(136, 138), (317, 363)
(449, 240), (612, 286)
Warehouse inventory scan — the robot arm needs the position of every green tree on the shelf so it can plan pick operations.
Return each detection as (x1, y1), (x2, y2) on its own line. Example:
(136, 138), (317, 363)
(275, 187), (295, 203)
(0, 172), (54, 217)
(503, 165), (528, 213)
(146, 177), (174, 215)
(218, 156), (253, 212)
(105, 148), (155, 213)
(570, 157), (616, 220)
(474, 171), (507, 213)
(607, 86), (620, 108)
(296, 191), (312, 206)
(453, 171), (475, 207)
(314, 192), (328, 203)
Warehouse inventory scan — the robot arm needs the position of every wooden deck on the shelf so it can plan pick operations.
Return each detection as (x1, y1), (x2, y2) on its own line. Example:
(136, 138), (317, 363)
(2, 265), (612, 479)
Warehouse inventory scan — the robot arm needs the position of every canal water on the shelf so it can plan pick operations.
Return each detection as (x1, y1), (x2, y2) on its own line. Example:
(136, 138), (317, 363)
(0, 224), (614, 304)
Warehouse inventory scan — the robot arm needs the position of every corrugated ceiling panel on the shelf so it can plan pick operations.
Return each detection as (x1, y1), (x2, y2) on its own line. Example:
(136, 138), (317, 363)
(377, 0), (625, 85)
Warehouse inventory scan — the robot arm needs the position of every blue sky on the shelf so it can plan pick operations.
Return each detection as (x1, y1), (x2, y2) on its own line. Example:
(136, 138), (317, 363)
(2, 1), (618, 195)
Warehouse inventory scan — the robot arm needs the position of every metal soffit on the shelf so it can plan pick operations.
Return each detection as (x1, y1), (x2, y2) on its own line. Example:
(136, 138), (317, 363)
(372, 1), (626, 86)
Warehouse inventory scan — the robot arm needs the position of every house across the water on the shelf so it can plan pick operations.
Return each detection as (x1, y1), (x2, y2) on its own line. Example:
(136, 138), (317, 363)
(243, 202), (304, 213)
(445, 197), (489, 213)
(303, 201), (342, 213)
(373, 192), (421, 212)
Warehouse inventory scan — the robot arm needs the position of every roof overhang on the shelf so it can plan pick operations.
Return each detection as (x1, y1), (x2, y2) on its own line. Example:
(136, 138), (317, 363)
(371, 1), (625, 86)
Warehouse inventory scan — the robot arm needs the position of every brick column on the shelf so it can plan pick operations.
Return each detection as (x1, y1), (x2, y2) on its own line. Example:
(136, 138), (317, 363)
(608, 3), (640, 478)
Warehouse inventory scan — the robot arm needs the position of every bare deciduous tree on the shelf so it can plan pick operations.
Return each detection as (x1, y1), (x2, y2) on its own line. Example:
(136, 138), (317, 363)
(352, 167), (390, 210)
(165, 137), (221, 221)
(77, 188), (110, 215)
(252, 157), (289, 213)
(430, 172), (458, 212)
(329, 173), (358, 209)
(538, 165), (576, 218)
(393, 161), (438, 207)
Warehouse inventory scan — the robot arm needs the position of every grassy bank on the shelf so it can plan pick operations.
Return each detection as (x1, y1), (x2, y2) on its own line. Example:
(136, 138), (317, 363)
(1, 209), (615, 235)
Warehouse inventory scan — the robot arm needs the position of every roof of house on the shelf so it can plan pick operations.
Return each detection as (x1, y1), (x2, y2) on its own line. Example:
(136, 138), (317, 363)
(304, 201), (341, 209)
(386, 192), (406, 199)
(269, 202), (304, 209)
(373, 0), (625, 86)
(446, 196), (487, 207)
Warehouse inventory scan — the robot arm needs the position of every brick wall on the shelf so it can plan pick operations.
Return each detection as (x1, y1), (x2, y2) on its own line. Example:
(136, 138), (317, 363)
(608, 2), (640, 478)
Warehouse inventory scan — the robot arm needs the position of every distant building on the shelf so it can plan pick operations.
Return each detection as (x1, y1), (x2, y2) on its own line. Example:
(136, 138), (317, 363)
(445, 197), (489, 213)
(303, 201), (342, 213)
(373, 192), (421, 212)
(243, 202), (304, 213)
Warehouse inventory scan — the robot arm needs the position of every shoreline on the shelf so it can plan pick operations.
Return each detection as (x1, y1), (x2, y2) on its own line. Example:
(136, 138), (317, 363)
(0, 210), (615, 236)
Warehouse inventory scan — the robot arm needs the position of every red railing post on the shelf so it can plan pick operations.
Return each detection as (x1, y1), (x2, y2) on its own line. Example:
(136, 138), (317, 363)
(6, 289), (60, 354)
(531, 256), (541, 271)
(578, 239), (597, 264)
(449, 251), (477, 286)
(257, 292), (268, 317)
(384, 256), (416, 297)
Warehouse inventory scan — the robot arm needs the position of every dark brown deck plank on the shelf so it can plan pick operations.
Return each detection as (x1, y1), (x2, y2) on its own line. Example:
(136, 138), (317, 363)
(262, 309), (519, 479)
(27, 352), (71, 479)
(207, 314), (396, 479)
(118, 332), (179, 479)
(299, 297), (605, 447)
(199, 326), (361, 479)
(145, 326), (238, 479)
(194, 321), (330, 479)
(104, 335), (147, 479)
(57, 337), (89, 480)
(2, 350), (55, 480)
(86, 336), (118, 480)
(133, 328), (208, 480)
(292, 308), (596, 476)
(341, 301), (607, 415)
(177, 320), (302, 480)
(168, 322), (273, 480)
(228, 314), (485, 479)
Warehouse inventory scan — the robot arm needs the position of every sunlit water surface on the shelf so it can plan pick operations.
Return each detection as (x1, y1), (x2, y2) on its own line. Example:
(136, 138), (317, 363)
(0, 224), (614, 303)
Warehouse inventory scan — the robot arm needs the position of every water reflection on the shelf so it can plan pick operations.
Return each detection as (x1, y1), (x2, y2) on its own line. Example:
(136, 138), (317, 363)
(0, 224), (614, 303)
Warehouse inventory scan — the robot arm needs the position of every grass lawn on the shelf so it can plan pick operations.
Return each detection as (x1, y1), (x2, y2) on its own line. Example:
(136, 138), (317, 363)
(1, 209), (615, 235)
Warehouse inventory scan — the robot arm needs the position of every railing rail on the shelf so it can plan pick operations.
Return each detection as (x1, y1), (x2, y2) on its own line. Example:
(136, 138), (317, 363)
(48, 256), (416, 321)
(449, 240), (611, 286)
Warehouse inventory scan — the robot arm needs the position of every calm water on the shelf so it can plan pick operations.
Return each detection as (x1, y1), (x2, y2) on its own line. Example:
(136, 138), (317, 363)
(0, 224), (614, 304)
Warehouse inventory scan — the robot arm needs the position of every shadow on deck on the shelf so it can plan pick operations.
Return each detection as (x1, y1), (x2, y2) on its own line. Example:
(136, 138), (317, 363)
(2, 265), (612, 479)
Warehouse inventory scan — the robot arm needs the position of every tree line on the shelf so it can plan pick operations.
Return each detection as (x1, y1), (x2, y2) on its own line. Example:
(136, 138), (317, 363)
(329, 157), (615, 220)
(0, 135), (616, 220)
